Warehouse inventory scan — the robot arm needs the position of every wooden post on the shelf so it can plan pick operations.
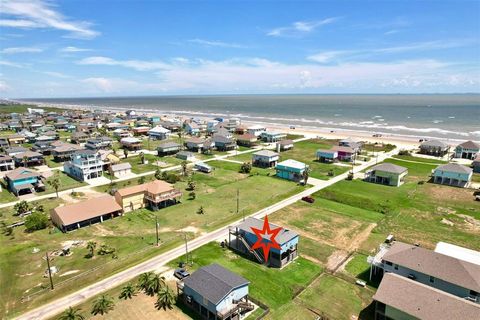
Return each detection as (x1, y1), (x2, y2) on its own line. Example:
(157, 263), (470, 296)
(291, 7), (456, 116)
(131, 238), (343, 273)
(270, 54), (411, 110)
(45, 252), (54, 290)
(155, 215), (159, 246)
(184, 233), (189, 265)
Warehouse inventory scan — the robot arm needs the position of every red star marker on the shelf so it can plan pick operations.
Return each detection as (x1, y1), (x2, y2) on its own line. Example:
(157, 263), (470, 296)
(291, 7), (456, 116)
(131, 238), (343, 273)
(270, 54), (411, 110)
(250, 215), (282, 262)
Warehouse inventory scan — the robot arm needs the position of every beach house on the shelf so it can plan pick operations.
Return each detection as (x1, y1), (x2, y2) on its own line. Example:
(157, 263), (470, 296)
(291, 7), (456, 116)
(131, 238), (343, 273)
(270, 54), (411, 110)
(228, 217), (299, 268)
(260, 131), (287, 143)
(70, 131), (89, 144)
(332, 145), (356, 162)
(185, 122), (201, 136)
(84, 137), (113, 150)
(276, 139), (294, 151)
(185, 137), (205, 152)
(132, 126), (150, 136)
(148, 126), (171, 140)
(316, 149), (338, 163)
(212, 134), (236, 151)
(120, 137), (143, 151)
(7, 134), (25, 145)
(419, 140), (449, 157)
(177, 264), (253, 320)
(473, 155), (480, 173)
(275, 159), (308, 182)
(4, 167), (44, 196)
(157, 142), (181, 156)
(51, 143), (85, 162)
(5, 146), (28, 157)
(454, 140), (480, 159)
(364, 163), (408, 187)
(64, 150), (103, 181)
(339, 138), (362, 152)
(13, 151), (44, 167)
(114, 180), (182, 212)
(51, 195), (123, 232)
(252, 150), (279, 168)
(246, 125), (266, 137)
(176, 150), (196, 161)
(0, 155), (15, 171)
(236, 134), (258, 147)
(432, 163), (472, 188)
(109, 162), (132, 178)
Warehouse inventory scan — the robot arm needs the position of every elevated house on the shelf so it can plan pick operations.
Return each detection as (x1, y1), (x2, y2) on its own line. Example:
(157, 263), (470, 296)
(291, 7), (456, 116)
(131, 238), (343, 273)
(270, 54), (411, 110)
(473, 154), (480, 173)
(228, 217), (299, 268)
(178, 264), (253, 320)
(5, 146), (28, 157)
(157, 142), (181, 156)
(185, 122), (201, 136)
(4, 167), (44, 196)
(246, 125), (266, 137)
(185, 137), (205, 152)
(236, 134), (258, 147)
(373, 273), (480, 320)
(84, 136), (113, 150)
(454, 140), (480, 160)
(339, 138), (362, 152)
(332, 145), (356, 162)
(70, 131), (89, 144)
(35, 133), (57, 143)
(432, 163), (472, 188)
(114, 180), (182, 212)
(7, 134), (25, 145)
(19, 129), (36, 142)
(132, 126), (150, 136)
(13, 151), (44, 167)
(176, 150), (196, 161)
(64, 150), (103, 181)
(148, 126), (171, 140)
(0, 155), (15, 171)
(365, 163), (408, 187)
(276, 139), (294, 151)
(120, 137), (143, 151)
(213, 134), (236, 151)
(368, 241), (480, 304)
(252, 150), (279, 168)
(216, 127), (233, 139)
(51, 195), (122, 232)
(51, 143), (84, 162)
(260, 131), (287, 143)
(276, 159), (308, 182)
(420, 140), (449, 157)
(316, 149), (338, 163)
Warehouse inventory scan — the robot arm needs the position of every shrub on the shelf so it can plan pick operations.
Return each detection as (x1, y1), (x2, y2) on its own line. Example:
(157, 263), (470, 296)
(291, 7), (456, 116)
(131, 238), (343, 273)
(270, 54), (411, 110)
(239, 162), (252, 174)
(24, 212), (49, 231)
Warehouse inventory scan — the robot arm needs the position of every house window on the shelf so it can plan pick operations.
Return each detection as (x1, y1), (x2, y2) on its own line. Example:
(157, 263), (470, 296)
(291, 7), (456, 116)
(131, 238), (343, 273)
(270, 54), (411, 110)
(385, 261), (392, 266)
(203, 296), (208, 306)
(429, 276), (435, 283)
(470, 290), (478, 297)
(394, 264), (398, 270)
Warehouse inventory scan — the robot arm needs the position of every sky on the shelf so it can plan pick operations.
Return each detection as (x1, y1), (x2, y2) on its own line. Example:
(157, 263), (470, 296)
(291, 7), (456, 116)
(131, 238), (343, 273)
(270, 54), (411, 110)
(0, 0), (479, 98)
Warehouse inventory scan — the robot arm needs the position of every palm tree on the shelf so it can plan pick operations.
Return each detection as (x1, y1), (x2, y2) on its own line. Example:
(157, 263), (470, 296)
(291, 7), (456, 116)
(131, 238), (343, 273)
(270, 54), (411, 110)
(302, 166), (311, 185)
(139, 151), (145, 164)
(118, 283), (137, 300)
(86, 241), (97, 258)
(181, 161), (188, 177)
(146, 273), (166, 296)
(23, 155), (29, 168)
(137, 271), (154, 292)
(58, 307), (84, 320)
(48, 173), (60, 198)
(123, 148), (128, 159)
(91, 294), (115, 316)
(155, 286), (176, 310)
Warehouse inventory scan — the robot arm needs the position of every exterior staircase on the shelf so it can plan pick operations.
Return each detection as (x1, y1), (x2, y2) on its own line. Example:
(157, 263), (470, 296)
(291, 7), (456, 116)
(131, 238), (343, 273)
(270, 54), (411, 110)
(238, 234), (264, 264)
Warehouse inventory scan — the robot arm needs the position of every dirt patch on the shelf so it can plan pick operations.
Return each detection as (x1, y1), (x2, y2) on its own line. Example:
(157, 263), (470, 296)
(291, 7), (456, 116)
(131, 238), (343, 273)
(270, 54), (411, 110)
(177, 226), (200, 234)
(436, 206), (457, 215)
(91, 224), (115, 237)
(427, 184), (475, 203)
(60, 270), (80, 277)
(458, 214), (480, 231)
(326, 250), (349, 271)
(440, 218), (454, 226)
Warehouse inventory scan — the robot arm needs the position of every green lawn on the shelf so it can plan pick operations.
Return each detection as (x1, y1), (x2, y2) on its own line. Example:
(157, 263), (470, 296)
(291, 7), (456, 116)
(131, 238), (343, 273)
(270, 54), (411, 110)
(38, 172), (86, 196)
(169, 242), (322, 310)
(44, 155), (64, 168)
(472, 173), (480, 183)
(278, 139), (350, 180)
(0, 104), (63, 114)
(393, 154), (447, 164)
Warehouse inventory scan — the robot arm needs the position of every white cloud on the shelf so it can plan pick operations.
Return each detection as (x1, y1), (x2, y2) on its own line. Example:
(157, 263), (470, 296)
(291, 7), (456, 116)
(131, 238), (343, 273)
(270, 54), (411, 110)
(43, 71), (69, 78)
(81, 77), (141, 93)
(0, 80), (12, 92)
(0, 0), (99, 39)
(77, 56), (171, 71)
(267, 17), (339, 37)
(60, 46), (92, 52)
(1, 46), (43, 54)
(0, 60), (25, 68)
(188, 38), (247, 48)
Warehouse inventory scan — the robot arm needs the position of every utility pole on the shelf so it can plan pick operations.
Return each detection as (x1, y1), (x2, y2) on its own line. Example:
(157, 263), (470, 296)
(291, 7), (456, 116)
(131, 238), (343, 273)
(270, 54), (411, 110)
(45, 252), (54, 290)
(155, 215), (159, 246)
(236, 189), (239, 214)
(184, 233), (190, 265)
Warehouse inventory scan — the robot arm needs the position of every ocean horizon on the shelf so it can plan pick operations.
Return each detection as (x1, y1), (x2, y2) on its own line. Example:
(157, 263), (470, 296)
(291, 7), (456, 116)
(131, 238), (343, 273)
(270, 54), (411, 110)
(20, 94), (480, 141)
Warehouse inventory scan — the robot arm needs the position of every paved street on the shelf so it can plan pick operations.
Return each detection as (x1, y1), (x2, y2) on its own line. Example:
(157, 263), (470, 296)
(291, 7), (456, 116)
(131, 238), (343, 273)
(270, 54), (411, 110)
(15, 147), (397, 320)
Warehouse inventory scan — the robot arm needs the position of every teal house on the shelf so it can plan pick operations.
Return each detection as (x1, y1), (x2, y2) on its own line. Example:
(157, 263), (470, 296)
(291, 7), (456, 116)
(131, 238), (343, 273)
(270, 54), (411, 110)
(4, 167), (44, 196)
(276, 159), (308, 182)
(432, 163), (473, 188)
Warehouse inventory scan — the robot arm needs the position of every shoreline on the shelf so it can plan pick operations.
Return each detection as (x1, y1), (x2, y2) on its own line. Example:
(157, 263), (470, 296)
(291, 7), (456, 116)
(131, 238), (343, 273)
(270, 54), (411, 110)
(23, 100), (476, 149)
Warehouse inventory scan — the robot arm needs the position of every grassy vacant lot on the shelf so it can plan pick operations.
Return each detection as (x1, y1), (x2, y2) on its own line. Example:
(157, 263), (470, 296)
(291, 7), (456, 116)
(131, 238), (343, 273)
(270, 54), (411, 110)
(0, 104), (62, 114)
(1, 159), (304, 318)
(392, 154), (447, 164)
(38, 172), (86, 195)
(278, 139), (350, 180)
(44, 155), (64, 168)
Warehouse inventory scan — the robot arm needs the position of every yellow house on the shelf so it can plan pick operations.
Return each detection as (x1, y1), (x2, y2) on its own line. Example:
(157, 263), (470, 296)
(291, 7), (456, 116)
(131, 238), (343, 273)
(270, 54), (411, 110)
(114, 180), (182, 213)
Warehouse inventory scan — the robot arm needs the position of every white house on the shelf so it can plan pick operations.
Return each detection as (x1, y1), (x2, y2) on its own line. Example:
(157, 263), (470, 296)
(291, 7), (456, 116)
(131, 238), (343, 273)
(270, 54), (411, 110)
(148, 126), (171, 140)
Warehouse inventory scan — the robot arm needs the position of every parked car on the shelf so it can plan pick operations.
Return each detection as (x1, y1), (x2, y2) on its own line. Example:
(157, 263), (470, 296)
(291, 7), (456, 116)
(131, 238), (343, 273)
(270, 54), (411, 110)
(174, 268), (190, 280)
(301, 196), (315, 203)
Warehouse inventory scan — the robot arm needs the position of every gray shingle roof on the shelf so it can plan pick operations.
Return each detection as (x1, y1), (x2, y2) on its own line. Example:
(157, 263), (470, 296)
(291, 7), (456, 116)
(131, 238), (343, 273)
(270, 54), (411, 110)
(370, 163), (407, 174)
(183, 264), (249, 305)
(158, 142), (181, 149)
(253, 150), (279, 157)
(421, 140), (448, 148)
(374, 273), (480, 320)
(457, 140), (480, 149)
(435, 163), (473, 175)
(383, 242), (480, 292)
(236, 217), (299, 245)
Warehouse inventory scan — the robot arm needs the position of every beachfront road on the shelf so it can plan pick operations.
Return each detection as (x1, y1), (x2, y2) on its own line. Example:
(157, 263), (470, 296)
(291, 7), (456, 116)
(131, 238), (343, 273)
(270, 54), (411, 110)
(14, 148), (397, 320)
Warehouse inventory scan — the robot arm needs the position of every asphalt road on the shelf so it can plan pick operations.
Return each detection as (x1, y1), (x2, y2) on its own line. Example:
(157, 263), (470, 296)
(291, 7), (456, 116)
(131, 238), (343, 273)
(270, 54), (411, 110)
(15, 148), (397, 320)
